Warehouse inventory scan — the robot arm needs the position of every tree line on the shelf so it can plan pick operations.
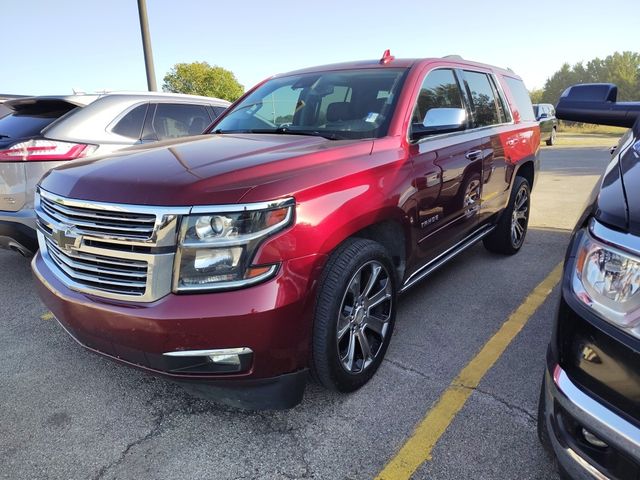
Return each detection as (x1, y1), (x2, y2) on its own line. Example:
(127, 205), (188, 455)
(530, 51), (640, 105)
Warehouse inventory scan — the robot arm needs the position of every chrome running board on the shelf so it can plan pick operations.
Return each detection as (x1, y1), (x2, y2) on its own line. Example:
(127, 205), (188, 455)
(400, 225), (495, 293)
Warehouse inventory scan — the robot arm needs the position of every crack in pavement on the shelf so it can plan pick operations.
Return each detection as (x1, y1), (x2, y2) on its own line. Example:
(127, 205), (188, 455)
(383, 357), (436, 381)
(459, 384), (536, 423)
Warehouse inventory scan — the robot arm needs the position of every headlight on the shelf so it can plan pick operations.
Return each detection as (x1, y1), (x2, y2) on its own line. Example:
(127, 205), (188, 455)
(572, 225), (640, 334)
(174, 198), (294, 292)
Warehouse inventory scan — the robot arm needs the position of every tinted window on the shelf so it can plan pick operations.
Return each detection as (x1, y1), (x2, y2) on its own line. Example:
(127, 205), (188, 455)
(112, 104), (148, 139)
(411, 69), (464, 127)
(490, 76), (511, 123)
(533, 105), (540, 117)
(212, 106), (226, 118)
(153, 104), (210, 139)
(0, 101), (77, 139)
(212, 68), (408, 140)
(503, 77), (536, 122)
(463, 71), (500, 127)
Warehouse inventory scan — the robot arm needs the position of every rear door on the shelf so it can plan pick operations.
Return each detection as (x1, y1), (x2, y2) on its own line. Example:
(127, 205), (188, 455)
(461, 69), (519, 223)
(0, 100), (78, 211)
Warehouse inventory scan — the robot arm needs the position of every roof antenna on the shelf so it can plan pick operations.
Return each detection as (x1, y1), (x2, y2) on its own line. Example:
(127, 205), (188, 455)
(380, 49), (394, 65)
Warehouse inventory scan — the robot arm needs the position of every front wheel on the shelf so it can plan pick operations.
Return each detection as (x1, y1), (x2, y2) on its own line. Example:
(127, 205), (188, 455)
(311, 238), (397, 392)
(483, 176), (531, 255)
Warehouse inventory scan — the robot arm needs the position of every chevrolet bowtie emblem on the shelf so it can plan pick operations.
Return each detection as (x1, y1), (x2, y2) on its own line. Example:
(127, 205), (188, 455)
(52, 225), (82, 252)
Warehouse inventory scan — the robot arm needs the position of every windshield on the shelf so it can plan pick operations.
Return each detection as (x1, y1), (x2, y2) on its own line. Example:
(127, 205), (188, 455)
(212, 68), (408, 140)
(0, 101), (78, 139)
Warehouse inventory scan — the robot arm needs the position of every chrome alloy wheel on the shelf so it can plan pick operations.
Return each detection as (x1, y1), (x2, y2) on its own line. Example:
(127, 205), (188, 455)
(463, 178), (481, 217)
(511, 184), (529, 248)
(336, 260), (393, 374)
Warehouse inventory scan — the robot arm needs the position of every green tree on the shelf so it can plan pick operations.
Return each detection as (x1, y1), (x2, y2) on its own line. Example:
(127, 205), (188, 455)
(529, 88), (544, 104)
(540, 51), (640, 105)
(162, 62), (244, 102)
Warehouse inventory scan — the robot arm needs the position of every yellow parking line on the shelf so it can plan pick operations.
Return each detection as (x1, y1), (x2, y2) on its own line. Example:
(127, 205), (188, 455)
(375, 262), (563, 480)
(40, 311), (54, 321)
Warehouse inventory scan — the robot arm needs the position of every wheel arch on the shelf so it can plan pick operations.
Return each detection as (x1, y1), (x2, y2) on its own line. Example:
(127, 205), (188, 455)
(350, 219), (408, 284)
(515, 160), (535, 188)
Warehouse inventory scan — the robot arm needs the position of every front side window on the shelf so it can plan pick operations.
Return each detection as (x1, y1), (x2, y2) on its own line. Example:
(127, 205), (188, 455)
(410, 68), (465, 136)
(463, 71), (501, 127)
(212, 68), (408, 140)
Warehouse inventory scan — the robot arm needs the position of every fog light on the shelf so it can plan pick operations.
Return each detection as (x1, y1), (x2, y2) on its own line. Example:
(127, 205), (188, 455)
(163, 346), (252, 367)
(582, 428), (608, 448)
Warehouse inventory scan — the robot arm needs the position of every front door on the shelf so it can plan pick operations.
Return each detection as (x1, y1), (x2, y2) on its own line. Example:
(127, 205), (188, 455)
(407, 68), (484, 268)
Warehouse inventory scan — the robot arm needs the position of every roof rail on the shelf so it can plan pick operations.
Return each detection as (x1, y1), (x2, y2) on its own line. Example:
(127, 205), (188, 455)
(442, 55), (464, 60)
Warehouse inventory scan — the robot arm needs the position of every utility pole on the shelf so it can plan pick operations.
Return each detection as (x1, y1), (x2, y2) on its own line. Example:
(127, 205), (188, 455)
(137, 0), (157, 91)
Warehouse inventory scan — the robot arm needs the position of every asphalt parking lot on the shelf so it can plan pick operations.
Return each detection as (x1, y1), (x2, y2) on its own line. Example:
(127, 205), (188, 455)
(0, 144), (614, 480)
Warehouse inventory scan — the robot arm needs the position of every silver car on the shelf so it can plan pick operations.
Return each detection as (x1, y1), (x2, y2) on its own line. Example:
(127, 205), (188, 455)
(0, 92), (230, 255)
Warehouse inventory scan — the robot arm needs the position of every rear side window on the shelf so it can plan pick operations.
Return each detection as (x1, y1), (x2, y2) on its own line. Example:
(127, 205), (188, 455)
(153, 103), (211, 139)
(211, 106), (227, 118)
(112, 104), (148, 139)
(411, 69), (465, 128)
(0, 101), (77, 139)
(463, 71), (501, 127)
(503, 77), (536, 122)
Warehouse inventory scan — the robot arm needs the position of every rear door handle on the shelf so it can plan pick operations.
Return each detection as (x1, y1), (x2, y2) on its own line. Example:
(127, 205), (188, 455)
(465, 150), (483, 161)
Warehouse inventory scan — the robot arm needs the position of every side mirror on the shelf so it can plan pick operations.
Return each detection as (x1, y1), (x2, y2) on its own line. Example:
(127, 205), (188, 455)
(413, 108), (466, 139)
(556, 83), (640, 128)
(538, 112), (549, 120)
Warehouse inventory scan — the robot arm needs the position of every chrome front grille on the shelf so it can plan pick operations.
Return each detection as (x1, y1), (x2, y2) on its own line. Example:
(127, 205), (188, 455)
(35, 188), (189, 302)
(44, 236), (148, 296)
(39, 193), (157, 240)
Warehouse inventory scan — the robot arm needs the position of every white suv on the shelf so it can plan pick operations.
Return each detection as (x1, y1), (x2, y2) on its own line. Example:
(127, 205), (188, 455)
(0, 92), (230, 255)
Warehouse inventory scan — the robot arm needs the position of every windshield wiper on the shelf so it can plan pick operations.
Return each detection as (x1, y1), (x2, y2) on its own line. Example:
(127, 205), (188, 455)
(212, 127), (342, 140)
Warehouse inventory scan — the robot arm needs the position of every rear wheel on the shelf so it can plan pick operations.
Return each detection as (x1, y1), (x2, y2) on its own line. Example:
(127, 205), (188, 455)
(546, 127), (556, 146)
(483, 176), (531, 255)
(311, 238), (397, 392)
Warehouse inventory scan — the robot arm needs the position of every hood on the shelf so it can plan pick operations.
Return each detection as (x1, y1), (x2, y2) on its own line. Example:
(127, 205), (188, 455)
(594, 129), (640, 235)
(39, 133), (372, 206)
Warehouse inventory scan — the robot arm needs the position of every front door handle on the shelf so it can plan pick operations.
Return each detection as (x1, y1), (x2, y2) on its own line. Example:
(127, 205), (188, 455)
(465, 150), (483, 161)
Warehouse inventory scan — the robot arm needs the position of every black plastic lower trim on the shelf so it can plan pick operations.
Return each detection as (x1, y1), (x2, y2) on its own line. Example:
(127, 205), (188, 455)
(0, 219), (38, 253)
(175, 369), (309, 411)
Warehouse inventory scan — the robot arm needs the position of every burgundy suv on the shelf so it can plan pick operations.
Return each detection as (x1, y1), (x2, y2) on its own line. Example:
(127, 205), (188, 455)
(32, 53), (540, 409)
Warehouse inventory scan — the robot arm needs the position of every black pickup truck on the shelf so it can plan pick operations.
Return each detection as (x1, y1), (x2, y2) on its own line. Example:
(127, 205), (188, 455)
(538, 83), (640, 480)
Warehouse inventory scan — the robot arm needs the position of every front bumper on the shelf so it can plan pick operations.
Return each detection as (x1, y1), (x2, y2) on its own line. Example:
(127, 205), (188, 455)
(32, 251), (324, 409)
(542, 363), (640, 479)
(0, 208), (37, 254)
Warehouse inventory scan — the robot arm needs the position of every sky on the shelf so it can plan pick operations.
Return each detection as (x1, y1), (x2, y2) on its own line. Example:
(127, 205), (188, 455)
(2, 0), (637, 96)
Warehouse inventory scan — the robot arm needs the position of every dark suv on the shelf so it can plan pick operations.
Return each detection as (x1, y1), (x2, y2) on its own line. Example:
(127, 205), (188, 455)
(533, 103), (558, 146)
(538, 83), (640, 479)
(32, 52), (540, 409)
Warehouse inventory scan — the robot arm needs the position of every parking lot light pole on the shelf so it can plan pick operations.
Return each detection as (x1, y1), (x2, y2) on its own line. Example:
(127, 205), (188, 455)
(137, 0), (157, 91)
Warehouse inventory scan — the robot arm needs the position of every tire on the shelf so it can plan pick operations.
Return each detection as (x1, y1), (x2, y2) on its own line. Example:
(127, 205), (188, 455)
(483, 176), (531, 255)
(546, 127), (556, 146)
(311, 238), (397, 392)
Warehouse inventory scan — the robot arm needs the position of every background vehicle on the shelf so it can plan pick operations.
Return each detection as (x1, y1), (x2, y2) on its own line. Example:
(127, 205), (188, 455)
(0, 92), (230, 255)
(32, 53), (540, 409)
(538, 83), (640, 479)
(533, 103), (558, 145)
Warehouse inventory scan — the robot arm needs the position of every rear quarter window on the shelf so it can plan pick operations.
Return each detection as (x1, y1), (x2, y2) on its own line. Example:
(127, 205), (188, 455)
(503, 77), (536, 122)
(111, 103), (148, 139)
